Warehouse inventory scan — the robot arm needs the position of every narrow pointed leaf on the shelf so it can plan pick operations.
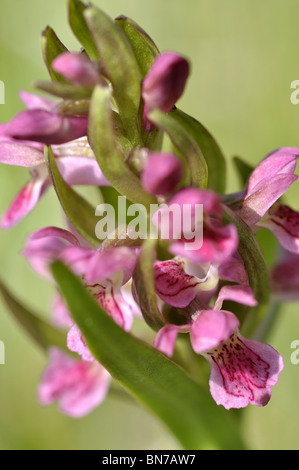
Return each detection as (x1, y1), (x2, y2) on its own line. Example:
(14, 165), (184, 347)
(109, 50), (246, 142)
(34, 80), (93, 101)
(0, 279), (67, 353)
(172, 108), (226, 193)
(223, 206), (270, 337)
(51, 261), (245, 450)
(149, 109), (208, 189)
(68, 0), (100, 61)
(115, 15), (159, 77)
(88, 86), (156, 208)
(46, 146), (99, 247)
(41, 26), (69, 82)
(84, 5), (142, 145)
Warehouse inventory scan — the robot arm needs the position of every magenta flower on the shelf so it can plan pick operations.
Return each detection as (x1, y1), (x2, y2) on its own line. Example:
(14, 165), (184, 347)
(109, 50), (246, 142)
(141, 151), (183, 196)
(239, 147), (299, 253)
(155, 257), (219, 308)
(153, 187), (238, 265)
(38, 348), (110, 418)
(142, 52), (190, 131)
(23, 226), (139, 332)
(0, 90), (88, 146)
(52, 52), (100, 87)
(154, 284), (284, 409)
(0, 93), (109, 228)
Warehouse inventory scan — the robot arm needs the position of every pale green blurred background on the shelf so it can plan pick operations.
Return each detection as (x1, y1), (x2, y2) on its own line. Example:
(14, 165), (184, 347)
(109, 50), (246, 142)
(1, 0), (299, 450)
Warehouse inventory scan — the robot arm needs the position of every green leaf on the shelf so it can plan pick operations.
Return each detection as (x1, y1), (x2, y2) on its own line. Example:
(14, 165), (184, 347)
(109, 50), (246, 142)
(34, 80), (93, 101)
(148, 109), (208, 189)
(115, 15), (159, 78)
(133, 238), (165, 330)
(233, 156), (254, 189)
(68, 0), (100, 61)
(0, 279), (67, 353)
(223, 206), (270, 337)
(88, 86), (156, 208)
(46, 146), (99, 247)
(84, 5), (142, 145)
(41, 26), (69, 82)
(51, 261), (245, 450)
(172, 108), (226, 194)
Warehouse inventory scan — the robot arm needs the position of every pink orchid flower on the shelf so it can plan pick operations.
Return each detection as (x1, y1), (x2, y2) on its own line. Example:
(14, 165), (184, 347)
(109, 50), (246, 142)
(142, 52), (190, 131)
(38, 348), (110, 418)
(239, 147), (299, 253)
(23, 226), (139, 336)
(153, 187), (239, 265)
(141, 151), (184, 196)
(154, 284), (284, 410)
(52, 52), (100, 87)
(0, 92), (109, 228)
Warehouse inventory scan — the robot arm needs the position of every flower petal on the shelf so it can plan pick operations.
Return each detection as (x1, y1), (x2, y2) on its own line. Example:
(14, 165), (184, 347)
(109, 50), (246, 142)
(190, 309), (239, 354)
(214, 285), (257, 311)
(67, 324), (94, 362)
(258, 203), (299, 253)
(56, 156), (110, 186)
(142, 52), (190, 113)
(5, 110), (87, 145)
(204, 331), (284, 410)
(154, 258), (218, 308)
(1, 167), (50, 229)
(154, 324), (185, 357)
(0, 141), (45, 167)
(141, 152), (183, 196)
(241, 174), (298, 226)
(52, 52), (100, 87)
(38, 348), (110, 418)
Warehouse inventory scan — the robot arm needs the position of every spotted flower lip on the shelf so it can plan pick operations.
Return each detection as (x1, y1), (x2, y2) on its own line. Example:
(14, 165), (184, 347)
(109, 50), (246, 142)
(154, 284), (283, 410)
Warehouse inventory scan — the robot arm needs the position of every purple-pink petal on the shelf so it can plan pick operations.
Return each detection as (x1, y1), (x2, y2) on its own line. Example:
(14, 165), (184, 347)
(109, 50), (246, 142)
(1, 169), (50, 229)
(19, 91), (55, 111)
(155, 258), (211, 308)
(52, 52), (99, 87)
(141, 152), (183, 196)
(38, 348), (110, 418)
(258, 203), (299, 253)
(142, 52), (190, 113)
(56, 156), (110, 187)
(241, 174), (298, 226)
(214, 285), (257, 311)
(4, 109), (88, 145)
(246, 147), (299, 196)
(67, 325), (94, 362)
(190, 310), (239, 354)
(203, 331), (284, 410)
(154, 324), (185, 357)
(0, 142), (45, 167)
